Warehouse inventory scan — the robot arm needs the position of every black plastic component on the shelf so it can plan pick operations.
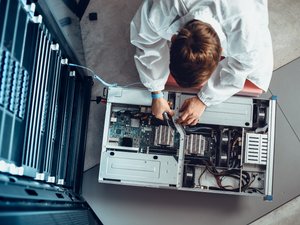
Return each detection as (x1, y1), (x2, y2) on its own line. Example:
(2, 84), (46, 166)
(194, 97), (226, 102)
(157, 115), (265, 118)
(150, 115), (169, 126)
(149, 147), (177, 156)
(121, 137), (133, 147)
(183, 166), (195, 188)
(217, 129), (231, 168)
(253, 104), (267, 128)
(25, 189), (38, 196)
(89, 12), (98, 21)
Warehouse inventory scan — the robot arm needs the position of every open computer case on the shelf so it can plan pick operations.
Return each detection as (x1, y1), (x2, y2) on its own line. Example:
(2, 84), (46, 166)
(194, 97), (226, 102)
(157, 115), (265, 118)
(99, 87), (276, 199)
(0, 1), (276, 224)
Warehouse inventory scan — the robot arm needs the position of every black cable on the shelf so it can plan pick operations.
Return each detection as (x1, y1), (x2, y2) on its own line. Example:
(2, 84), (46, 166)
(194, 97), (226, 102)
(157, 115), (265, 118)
(198, 167), (207, 186)
(91, 96), (106, 104)
(201, 159), (251, 192)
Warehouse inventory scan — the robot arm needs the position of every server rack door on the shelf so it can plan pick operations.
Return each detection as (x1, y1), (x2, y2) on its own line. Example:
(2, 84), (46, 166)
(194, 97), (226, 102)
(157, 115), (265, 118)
(0, 1), (100, 223)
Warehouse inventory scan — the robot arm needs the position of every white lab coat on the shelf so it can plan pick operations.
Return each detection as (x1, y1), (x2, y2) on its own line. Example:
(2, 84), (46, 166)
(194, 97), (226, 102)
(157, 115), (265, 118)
(130, 0), (273, 106)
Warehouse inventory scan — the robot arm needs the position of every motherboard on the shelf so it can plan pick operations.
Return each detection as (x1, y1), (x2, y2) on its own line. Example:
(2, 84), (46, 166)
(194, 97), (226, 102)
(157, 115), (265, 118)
(106, 105), (244, 169)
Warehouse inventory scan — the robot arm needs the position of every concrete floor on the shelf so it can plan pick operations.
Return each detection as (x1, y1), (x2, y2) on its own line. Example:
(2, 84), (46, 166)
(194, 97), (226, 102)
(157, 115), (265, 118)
(251, 195), (300, 225)
(268, 0), (300, 69)
(80, 0), (300, 224)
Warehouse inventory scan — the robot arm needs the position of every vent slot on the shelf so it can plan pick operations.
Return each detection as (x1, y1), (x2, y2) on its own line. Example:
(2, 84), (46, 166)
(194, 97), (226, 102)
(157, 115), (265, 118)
(245, 133), (268, 165)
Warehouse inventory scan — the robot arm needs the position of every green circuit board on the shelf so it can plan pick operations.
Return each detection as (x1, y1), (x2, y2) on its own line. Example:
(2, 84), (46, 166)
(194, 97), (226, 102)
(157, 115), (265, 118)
(107, 108), (180, 153)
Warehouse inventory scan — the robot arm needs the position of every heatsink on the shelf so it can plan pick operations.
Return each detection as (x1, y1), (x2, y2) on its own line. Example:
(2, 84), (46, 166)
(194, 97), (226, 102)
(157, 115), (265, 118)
(154, 125), (175, 147)
(184, 134), (208, 156)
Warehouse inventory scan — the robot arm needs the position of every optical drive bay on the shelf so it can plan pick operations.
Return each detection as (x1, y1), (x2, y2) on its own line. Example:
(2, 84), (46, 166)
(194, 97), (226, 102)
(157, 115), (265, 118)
(99, 87), (276, 200)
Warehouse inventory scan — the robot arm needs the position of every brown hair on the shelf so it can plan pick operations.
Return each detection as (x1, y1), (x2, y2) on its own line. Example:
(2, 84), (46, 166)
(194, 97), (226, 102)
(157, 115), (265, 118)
(169, 20), (222, 88)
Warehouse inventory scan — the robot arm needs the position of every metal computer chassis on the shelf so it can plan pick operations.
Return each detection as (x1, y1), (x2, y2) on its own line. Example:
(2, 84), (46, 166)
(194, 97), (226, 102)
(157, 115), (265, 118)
(99, 87), (276, 201)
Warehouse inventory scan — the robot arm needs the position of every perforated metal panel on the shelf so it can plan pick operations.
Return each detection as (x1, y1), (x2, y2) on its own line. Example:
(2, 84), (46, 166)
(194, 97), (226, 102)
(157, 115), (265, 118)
(245, 133), (268, 165)
(0, 0), (92, 193)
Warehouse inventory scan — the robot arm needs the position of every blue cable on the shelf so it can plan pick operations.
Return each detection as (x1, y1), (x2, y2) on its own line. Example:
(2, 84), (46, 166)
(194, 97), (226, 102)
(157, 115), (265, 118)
(68, 63), (118, 87)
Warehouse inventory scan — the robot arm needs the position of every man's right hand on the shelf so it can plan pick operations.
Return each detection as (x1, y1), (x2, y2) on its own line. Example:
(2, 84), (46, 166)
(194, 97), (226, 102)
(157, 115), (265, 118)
(151, 97), (174, 120)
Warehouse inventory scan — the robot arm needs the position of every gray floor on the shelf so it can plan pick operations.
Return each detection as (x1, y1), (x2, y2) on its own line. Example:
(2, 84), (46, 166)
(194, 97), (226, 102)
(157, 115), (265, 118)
(269, 0), (300, 69)
(251, 195), (300, 225)
(80, 0), (300, 224)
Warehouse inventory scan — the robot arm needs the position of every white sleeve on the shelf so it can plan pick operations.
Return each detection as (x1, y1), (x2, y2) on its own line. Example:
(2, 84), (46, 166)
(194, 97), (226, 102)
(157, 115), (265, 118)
(198, 57), (251, 107)
(130, 0), (175, 92)
(198, 14), (264, 107)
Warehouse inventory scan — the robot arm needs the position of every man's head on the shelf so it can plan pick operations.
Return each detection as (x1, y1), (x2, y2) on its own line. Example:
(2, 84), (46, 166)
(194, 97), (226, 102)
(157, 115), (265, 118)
(169, 20), (222, 88)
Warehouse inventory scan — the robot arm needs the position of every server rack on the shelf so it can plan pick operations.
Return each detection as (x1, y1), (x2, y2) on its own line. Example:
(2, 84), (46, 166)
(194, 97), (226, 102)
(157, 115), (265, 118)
(0, 0), (102, 224)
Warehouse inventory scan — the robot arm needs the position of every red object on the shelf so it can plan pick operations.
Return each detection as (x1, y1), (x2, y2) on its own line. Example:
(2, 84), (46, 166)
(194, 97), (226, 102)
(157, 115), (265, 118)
(166, 55), (263, 97)
(166, 74), (263, 97)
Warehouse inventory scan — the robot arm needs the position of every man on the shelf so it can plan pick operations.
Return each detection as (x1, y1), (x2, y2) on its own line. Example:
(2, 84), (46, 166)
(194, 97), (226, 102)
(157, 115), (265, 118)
(130, 0), (273, 125)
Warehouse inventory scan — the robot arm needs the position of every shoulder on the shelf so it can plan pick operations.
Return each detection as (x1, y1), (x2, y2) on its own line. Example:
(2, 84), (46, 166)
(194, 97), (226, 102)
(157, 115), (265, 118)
(137, 0), (184, 31)
(220, 0), (257, 16)
(220, 0), (268, 25)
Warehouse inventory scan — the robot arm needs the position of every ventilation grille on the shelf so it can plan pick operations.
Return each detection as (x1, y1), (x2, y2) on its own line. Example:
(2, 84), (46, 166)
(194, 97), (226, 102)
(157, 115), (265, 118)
(0, 50), (29, 119)
(245, 133), (268, 165)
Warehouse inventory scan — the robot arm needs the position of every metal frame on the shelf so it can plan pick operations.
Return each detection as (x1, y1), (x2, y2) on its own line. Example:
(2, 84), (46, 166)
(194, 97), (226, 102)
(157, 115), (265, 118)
(99, 86), (277, 199)
(0, 0), (99, 223)
(264, 97), (277, 201)
(0, 0), (92, 192)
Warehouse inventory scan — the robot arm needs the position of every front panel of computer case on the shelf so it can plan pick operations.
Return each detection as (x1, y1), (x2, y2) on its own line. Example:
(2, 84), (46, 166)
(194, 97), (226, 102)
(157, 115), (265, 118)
(99, 87), (276, 201)
(0, 1), (102, 224)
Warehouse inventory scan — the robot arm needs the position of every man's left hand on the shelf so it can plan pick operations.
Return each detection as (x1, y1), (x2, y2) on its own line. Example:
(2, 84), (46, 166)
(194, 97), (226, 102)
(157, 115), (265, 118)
(176, 96), (206, 126)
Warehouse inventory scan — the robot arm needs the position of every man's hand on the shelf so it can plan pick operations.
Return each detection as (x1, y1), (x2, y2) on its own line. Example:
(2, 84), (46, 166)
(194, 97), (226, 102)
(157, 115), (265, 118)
(152, 97), (174, 120)
(177, 96), (206, 126)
